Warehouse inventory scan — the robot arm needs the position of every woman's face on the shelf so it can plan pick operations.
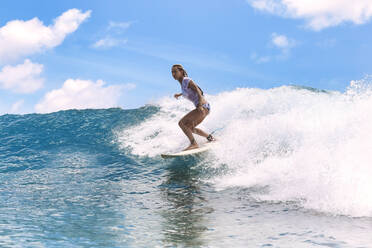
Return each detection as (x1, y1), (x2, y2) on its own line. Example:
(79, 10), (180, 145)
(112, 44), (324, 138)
(171, 67), (182, 80)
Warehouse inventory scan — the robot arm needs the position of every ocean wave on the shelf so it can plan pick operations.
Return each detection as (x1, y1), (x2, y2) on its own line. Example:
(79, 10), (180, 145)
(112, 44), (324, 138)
(119, 81), (372, 217)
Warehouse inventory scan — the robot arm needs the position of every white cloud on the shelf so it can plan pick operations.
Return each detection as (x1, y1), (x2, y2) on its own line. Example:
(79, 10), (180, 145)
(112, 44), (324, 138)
(0, 8), (91, 63)
(271, 33), (290, 48)
(251, 52), (271, 64)
(0, 59), (44, 93)
(248, 0), (372, 30)
(256, 56), (271, 63)
(35, 79), (135, 113)
(108, 21), (133, 32)
(122, 83), (136, 90)
(271, 33), (296, 53)
(93, 21), (133, 49)
(251, 33), (295, 63)
(93, 37), (128, 49)
(10, 99), (24, 113)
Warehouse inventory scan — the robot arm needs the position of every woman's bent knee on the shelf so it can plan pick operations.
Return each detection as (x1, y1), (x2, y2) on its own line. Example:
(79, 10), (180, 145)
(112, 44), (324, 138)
(178, 120), (184, 128)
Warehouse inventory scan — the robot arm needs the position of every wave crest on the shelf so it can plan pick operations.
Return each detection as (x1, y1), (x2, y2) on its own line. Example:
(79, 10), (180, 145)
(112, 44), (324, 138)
(119, 82), (372, 217)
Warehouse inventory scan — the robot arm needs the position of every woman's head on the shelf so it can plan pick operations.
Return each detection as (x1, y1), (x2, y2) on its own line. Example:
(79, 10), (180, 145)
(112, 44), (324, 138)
(172, 64), (188, 80)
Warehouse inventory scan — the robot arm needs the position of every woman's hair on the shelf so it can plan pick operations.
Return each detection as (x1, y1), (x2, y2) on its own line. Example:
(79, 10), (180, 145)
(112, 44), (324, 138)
(172, 64), (188, 77)
(172, 64), (204, 95)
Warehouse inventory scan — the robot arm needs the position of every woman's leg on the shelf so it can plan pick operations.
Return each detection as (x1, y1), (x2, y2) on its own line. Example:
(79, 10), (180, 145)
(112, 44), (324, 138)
(192, 128), (209, 138)
(191, 108), (210, 138)
(179, 107), (209, 150)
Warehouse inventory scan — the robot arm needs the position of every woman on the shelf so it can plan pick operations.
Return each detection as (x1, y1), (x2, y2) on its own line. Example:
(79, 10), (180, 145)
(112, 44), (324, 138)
(172, 64), (215, 151)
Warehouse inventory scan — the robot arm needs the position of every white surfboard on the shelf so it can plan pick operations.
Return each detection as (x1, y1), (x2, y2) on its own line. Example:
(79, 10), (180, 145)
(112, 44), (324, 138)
(161, 141), (217, 158)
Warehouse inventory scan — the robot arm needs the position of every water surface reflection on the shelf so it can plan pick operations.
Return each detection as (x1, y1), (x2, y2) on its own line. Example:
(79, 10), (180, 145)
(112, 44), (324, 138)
(160, 159), (213, 247)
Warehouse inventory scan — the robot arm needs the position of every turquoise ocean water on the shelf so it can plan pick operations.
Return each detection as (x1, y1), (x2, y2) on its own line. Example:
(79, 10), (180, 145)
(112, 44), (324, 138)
(1, 84), (372, 247)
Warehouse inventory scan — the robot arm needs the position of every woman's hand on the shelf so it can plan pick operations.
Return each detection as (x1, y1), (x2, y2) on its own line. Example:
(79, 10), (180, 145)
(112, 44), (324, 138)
(174, 93), (182, 99)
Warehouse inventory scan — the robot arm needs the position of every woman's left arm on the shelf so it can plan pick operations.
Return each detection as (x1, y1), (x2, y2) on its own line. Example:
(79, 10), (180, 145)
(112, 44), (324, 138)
(188, 80), (206, 108)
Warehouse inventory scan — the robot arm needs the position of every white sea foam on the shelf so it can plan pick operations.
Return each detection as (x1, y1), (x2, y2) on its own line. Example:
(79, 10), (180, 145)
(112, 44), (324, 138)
(118, 77), (372, 217)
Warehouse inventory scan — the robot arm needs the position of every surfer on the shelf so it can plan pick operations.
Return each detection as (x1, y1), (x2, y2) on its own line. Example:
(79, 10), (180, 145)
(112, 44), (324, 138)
(172, 64), (216, 151)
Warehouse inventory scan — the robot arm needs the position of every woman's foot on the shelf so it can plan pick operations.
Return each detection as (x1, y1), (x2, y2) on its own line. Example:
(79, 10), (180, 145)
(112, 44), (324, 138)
(207, 134), (217, 142)
(183, 143), (199, 151)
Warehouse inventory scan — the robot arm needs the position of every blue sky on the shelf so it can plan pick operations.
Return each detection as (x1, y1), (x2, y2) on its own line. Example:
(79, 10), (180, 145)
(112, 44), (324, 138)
(1, 0), (372, 114)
